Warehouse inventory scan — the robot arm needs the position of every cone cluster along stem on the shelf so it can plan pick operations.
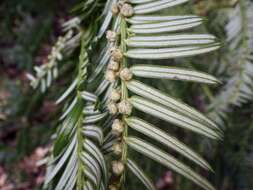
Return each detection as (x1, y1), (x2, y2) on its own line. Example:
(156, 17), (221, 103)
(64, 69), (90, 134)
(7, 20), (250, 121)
(105, 1), (134, 189)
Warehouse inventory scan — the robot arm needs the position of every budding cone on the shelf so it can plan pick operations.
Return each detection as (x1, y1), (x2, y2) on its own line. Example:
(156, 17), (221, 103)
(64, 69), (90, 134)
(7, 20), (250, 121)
(108, 60), (120, 71)
(112, 143), (122, 155)
(110, 89), (121, 102)
(109, 185), (117, 190)
(120, 68), (133, 81)
(111, 3), (119, 15)
(106, 30), (117, 42)
(111, 49), (123, 62)
(120, 3), (134, 17)
(112, 119), (124, 135)
(112, 161), (124, 175)
(105, 70), (117, 83)
(118, 100), (132, 115)
(108, 102), (118, 115)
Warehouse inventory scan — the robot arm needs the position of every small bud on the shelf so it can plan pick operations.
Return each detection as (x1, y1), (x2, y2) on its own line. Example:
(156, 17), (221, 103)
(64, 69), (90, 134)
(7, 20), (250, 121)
(111, 3), (119, 15)
(120, 68), (133, 81)
(108, 102), (118, 115)
(105, 70), (117, 83)
(106, 30), (117, 42)
(118, 100), (132, 115)
(120, 3), (134, 17)
(108, 60), (120, 71)
(112, 161), (124, 175)
(112, 119), (124, 135)
(109, 185), (117, 190)
(110, 89), (121, 102)
(110, 46), (116, 53)
(112, 143), (122, 155)
(111, 48), (123, 62)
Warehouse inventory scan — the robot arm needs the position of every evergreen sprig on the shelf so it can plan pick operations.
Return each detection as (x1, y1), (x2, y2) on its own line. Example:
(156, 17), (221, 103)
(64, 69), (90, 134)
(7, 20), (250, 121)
(30, 0), (223, 190)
